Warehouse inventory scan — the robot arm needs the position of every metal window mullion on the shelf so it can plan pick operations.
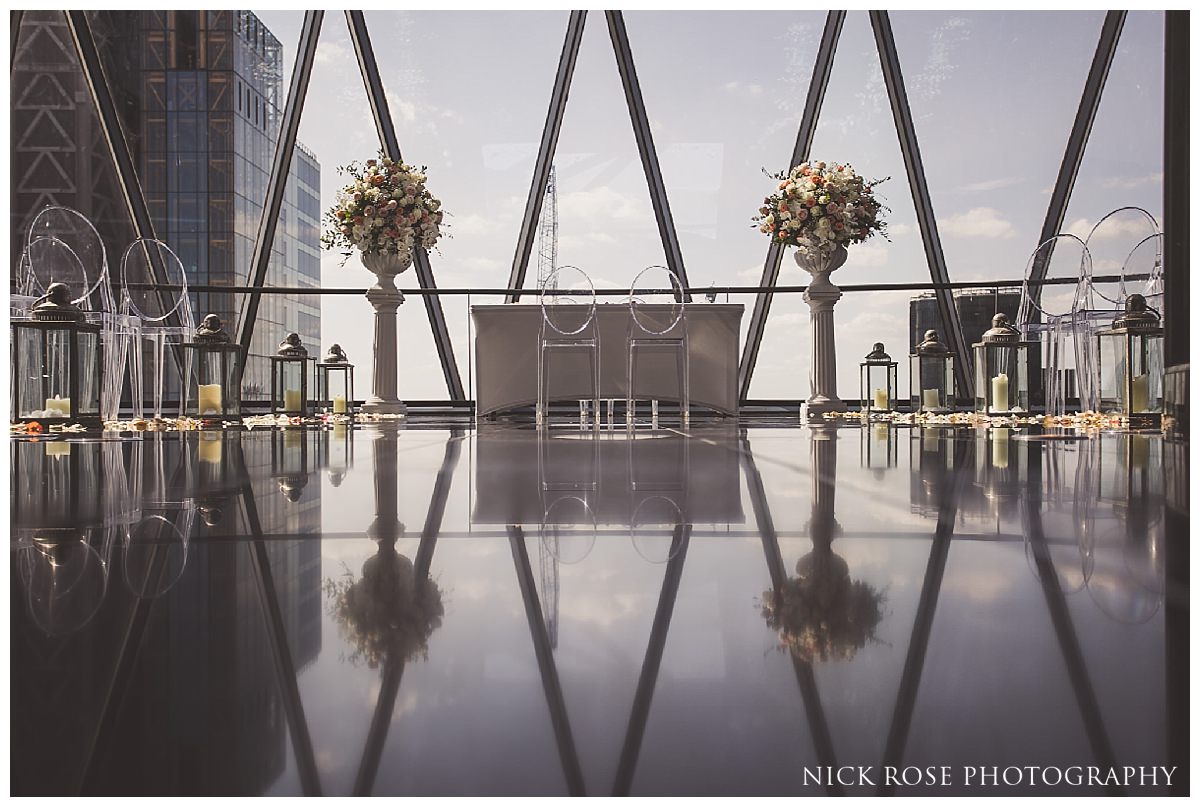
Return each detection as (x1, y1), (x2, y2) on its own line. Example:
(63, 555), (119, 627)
(235, 10), (324, 384)
(346, 10), (465, 400)
(1163, 11), (1187, 368)
(738, 10), (845, 402)
(606, 10), (690, 298)
(1028, 11), (1126, 295)
(507, 10), (587, 302)
(11, 10), (24, 71)
(871, 10), (973, 398)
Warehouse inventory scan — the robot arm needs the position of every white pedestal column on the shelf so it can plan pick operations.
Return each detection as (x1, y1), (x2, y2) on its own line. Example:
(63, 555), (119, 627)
(362, 263), (408, 417)
(800, 254), (848, 420)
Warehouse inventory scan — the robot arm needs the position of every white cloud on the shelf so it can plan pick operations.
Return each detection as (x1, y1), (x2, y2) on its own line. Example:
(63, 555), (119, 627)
(939, 207), (1016, 239)
(451, 214), (502, 237)
(1064, 215), (1157, 242)
(314, 40), (349, 65)
(889, 222), (914, 238)
(1100, 172), (1162, 190)
(722, 80), (765, 97)
(958, 177), (1023, 192)
(462, 257), (503, 272)
(558, 186), (650, 221)
(848, 243), (888, 268)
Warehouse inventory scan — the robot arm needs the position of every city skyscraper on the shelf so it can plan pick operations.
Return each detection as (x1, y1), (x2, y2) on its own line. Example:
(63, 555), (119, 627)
(11, 10), (322, 402)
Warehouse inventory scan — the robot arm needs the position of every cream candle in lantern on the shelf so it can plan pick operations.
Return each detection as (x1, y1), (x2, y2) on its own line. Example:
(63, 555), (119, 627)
(198, 384), (223, 415)
(332, 395), (348, 414)
(991, 373), (1010, 413)
(283, 389), (303, 412)
(922, 389), (940, 411)
(873, 388), (889, 410)
(1130, 374), (1150, 413)
(991, 427), (1010, 469)
(44, 396), (71, 417)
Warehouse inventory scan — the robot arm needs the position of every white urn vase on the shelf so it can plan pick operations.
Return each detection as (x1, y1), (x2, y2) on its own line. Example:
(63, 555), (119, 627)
(796, 243), (849, 420)
(361, 252), (413, 416)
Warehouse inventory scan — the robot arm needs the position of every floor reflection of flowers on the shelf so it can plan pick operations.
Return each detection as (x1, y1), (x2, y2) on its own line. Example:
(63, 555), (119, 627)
(325, 543), (444, 668)
(761, 550), (886, 663)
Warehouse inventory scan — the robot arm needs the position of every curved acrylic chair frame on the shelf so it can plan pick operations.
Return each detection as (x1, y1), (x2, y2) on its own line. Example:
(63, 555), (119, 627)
(539, 496), (598, 565)
(630, 495), (686, 564)
(120, 238), (197, 419)
(27, 205), (111, 310)
(627, 266), (689, 428)
(536, 265), (600, 428)
(1016, 234), (1094, 416)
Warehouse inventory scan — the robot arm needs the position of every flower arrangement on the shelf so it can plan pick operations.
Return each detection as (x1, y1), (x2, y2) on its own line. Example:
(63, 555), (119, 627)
(753, 161), (888, 257)
(760, 550), (885, 663)
(321, 154), (446, 259)
(324, 547), (444, 668)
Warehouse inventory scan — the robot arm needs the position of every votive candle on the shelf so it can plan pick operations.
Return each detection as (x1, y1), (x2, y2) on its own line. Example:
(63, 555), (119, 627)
(198, 384), (222, 415)
(922, 388), (941, 411)
(283, 388), (303, 412)
(872, 388), (889, 410)
(44, 396), (71, 418)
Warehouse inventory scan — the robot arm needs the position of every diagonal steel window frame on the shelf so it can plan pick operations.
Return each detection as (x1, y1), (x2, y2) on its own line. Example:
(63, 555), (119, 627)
(507, 11), (587, 302)
(11, 10), (24, 70)
(738, 11), (845, 402)
(235, 11), (325, 382)
(1027, 11), (1126, 297)
(606, 10), (691, 298)
(871, 10), (973, 398)
(347, 10), (466, 400)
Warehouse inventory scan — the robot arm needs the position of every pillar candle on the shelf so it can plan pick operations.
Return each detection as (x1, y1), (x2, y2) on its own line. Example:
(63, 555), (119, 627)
(198, 384), (222, 415)
(284, 389), (303, 412)
(873, 388), (889, 410)
(332, 395), (348, 414)
(991, 373), (1009, 413)
(198, 433), (222, 464)
(991, 427), (1009, 469)
(922, 388), (941, 410)
(1130, 374), (1150, 413)
(44, 396), (71, 417)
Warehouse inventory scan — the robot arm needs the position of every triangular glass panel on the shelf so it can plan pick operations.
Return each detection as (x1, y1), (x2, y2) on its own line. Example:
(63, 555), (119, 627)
(749, 11), (952, 401)
(1061, 11), (1164, 307)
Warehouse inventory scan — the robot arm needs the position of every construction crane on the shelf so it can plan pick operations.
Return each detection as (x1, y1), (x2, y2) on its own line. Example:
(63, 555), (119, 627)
(535, 165), (558, 292)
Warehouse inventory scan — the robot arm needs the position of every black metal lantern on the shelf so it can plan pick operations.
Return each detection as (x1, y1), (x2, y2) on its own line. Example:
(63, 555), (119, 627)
(909, 330), (955, 413)
(183, 314), (243, 420)
(973, 313), (1033, 416)
(316, 343), (355, 415)
(271, 333), (312, 416)
(271, 427), (310, 502)
(860, 342), (898, 414)
(11, 283), (102, 427)
(861, 420), (897, 475)
(1096, 294), (1164, 428)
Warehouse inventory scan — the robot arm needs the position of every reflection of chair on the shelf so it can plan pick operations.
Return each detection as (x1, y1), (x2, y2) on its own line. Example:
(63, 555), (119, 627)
(626, 266), (689, 428)
(540, 496), (597, 565)
(629, 495), (685, 564)
(538, 429), (600, 492)
(27, 206), (135, 422)
(1016, 234), (1092, 416)
(121, 239), (196, 418)
(537, 266), (600, 428)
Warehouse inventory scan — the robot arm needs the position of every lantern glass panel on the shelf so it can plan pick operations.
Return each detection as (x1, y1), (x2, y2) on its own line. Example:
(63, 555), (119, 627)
(974, 344), (1030, 414)
(861, 364), (895, 412)
(911, 355), (954, 411)
(15, 327), (46, 418)
(1097, 333), (1125, 412)
(194, 348), (239, 417)
(77, 331), (100, 415)
(320, 367), (351, 410)
(275, 361), (307, 413)
(861, 421), (896, 470)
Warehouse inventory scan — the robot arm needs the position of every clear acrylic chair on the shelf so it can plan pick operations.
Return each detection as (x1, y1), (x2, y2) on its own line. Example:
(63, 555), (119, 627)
(27, 205), (134, 422)
(626, 266), (689, 429)
(1016, 234), (1092, 416)
(121, 239), (196, 419)
(537, 265), (600, 428)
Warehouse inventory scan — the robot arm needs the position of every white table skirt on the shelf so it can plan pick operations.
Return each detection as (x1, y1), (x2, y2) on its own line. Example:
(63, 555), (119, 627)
(471, 303), (744, 416)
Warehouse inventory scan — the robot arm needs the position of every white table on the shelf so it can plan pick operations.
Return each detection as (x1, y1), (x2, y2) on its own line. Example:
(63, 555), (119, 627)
(471, 303), (743, 417)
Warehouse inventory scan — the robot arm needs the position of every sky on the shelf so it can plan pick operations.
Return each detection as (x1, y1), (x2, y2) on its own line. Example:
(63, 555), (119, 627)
(252, 9), (1165, 402)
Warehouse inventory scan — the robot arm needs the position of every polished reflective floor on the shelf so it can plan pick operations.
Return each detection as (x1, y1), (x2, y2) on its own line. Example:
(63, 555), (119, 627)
(10, 419), (1188, 796)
